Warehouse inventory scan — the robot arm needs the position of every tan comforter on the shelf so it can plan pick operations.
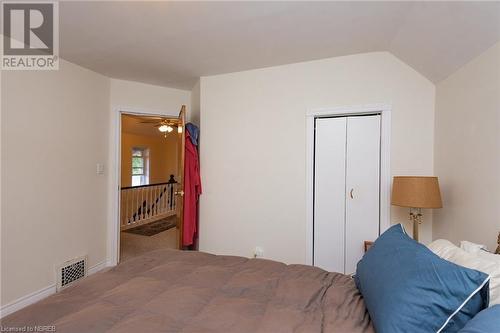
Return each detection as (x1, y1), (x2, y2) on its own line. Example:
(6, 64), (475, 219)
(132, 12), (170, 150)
(1, 249), (373, 333)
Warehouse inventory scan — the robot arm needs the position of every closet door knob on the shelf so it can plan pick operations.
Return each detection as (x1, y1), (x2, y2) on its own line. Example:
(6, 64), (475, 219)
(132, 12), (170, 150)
(350, 189), (354, 199)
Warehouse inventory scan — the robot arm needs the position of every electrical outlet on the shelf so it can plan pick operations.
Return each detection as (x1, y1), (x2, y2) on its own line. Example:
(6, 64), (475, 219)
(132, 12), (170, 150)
(254, 246), (264, 258)
(96, 163), (104, 175)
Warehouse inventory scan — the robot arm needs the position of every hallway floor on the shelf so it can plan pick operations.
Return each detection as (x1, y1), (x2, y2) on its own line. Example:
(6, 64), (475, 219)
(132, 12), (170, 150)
(120, 226), (178, 262)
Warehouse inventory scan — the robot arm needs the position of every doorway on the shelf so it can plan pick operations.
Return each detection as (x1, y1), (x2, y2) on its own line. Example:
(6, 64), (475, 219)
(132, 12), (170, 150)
(117, 108), (186, 262)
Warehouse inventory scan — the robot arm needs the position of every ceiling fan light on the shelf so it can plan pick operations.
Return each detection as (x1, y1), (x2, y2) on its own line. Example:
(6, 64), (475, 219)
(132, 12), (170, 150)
(167, 126), (174, 132)
(158, 125), (169, 132)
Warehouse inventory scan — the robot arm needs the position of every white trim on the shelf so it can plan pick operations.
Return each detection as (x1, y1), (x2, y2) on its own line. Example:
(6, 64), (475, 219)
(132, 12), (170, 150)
(0, 261), (109, 318)
(305, 104), (391, 266)
(108, 105), (179, 267)
(87, 260), (110, 276)
(0, 285), (56, 319)
(437, 275), (491, 333)
(400, 223), (407, 236)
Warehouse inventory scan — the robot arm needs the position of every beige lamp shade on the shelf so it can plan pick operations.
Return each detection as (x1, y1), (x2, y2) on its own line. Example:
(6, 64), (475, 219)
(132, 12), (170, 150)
(391, 176), (442, 209)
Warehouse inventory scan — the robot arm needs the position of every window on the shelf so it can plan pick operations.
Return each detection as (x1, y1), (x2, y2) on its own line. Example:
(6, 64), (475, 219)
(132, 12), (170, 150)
(131, 148), (149, 186)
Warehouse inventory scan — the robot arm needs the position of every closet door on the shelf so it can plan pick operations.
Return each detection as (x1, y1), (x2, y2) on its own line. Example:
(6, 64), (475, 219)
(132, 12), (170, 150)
(314, 117), (347, 273)
(344, 115), (380, 274)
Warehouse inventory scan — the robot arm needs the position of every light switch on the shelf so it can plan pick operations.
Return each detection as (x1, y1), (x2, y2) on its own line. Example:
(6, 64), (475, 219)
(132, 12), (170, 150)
(96, 163), (105, 175)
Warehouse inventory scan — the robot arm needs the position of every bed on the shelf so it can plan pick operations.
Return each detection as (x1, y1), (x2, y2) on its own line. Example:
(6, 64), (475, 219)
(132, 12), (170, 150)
(1, 249), (374, 333)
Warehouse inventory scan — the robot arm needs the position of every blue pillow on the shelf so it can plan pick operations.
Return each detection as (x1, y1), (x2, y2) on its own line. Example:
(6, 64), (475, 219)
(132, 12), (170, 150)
(459, 304), (500, 333)
(355, 224), (490, 333)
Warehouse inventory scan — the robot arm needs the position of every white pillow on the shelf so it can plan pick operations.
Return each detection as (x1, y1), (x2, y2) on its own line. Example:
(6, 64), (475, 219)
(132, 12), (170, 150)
(460, 240), (488, 254)
(428, 239), (500, 306)
(461, 241), (500, 266)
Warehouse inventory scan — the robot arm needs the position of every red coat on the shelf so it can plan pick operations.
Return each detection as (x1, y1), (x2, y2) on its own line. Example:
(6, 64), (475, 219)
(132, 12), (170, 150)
(183, 130), (202, 246)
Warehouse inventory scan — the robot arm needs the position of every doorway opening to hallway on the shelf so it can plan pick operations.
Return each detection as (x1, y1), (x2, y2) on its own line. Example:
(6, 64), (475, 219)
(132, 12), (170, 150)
(119, 110), (185, 262)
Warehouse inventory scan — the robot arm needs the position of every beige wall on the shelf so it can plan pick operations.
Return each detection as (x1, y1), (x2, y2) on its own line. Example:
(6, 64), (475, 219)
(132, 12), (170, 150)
(120, 132), (178, 188)
(433, 42), (500, 250)
(1, 60), (110, 306)
(199, 52), (436, 264)
(110, 79), (191, 117)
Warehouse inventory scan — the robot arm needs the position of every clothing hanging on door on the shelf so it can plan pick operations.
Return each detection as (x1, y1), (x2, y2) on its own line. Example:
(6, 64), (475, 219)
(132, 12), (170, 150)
(186, 123), (199, 146)
(183, 124), (202, 247)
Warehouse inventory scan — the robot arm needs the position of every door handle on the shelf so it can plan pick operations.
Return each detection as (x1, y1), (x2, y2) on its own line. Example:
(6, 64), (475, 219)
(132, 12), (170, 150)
(349, 189), (354, 199)
(175, 190), (184, 196)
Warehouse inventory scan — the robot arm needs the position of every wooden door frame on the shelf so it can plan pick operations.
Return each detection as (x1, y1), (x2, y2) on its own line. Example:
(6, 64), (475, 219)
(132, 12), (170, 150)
(176, 106), (186, 250)
(305, 104), (391, 266)
(108, 106), (179, 267)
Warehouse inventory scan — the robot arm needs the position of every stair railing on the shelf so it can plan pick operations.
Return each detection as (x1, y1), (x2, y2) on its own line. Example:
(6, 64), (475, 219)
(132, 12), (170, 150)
(120, 176), (177, 230)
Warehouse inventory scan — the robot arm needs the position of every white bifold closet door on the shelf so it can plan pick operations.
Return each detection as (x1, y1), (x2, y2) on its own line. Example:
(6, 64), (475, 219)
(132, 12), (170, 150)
(314, 118), (347, 273)
(314, 115), (380, 274)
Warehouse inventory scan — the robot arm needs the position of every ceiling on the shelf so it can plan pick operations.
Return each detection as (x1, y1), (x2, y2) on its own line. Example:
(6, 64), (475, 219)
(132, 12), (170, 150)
(60, 1), (500, 90)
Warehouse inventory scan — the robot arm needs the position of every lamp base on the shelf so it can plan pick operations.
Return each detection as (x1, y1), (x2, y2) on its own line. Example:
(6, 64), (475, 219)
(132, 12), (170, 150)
(409, 208), (422, 241)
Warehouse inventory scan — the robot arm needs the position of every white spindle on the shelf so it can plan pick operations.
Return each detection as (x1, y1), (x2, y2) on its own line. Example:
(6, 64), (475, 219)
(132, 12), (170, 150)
(157, 186), (160, 215)
(154, 186), (157, 216)
(149, 187), (152, 218)
(148, 187), (151, 218)
(126, 189), (129, 225)
(142, 187), (145, 220)
(166, 185), (168, 212)
(130, 189), (133, 223)
(139, 188), (141, 220)
(146, 187), (149, 219)
(136, 187), (139, 221)
(161, 186), (164, 213)
(168, 184), (172, 210)
(150, 186), (153, 217)
(157, 186), (160, 214)
(126, 189), (130, 225)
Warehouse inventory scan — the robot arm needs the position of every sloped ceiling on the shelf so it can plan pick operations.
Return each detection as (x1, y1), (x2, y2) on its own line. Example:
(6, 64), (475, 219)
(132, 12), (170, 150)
(59, 1), (500, 90)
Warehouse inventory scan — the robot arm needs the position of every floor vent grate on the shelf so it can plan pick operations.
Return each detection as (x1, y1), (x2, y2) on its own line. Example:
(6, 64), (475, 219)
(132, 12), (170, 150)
(57, 256), (87, 290)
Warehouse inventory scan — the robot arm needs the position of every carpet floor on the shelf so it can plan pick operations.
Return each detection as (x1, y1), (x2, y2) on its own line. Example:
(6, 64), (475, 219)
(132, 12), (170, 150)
(120, 217), (179, 262)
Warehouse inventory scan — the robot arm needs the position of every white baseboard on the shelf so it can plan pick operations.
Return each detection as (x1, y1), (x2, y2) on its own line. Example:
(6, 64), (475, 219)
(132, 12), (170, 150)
(0, 260), (110, 318)
(87, 260), (110, 275)
(0, 284), (56, 319)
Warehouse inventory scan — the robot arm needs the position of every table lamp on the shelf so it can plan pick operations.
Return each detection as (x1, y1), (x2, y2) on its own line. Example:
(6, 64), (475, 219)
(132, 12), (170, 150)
(391, 176), (442, 241)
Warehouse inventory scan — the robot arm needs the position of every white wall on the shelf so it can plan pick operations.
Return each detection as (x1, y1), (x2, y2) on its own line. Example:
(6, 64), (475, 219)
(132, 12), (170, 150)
(1, 60), (110, 306)
(110, 79), (191, 116)
(199, 52), (436, 264)
(433, 42), (500, 250)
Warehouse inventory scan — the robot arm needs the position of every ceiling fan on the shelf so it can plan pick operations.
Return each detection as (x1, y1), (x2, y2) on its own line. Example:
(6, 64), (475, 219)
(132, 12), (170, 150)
(139, 117), (181, 136)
